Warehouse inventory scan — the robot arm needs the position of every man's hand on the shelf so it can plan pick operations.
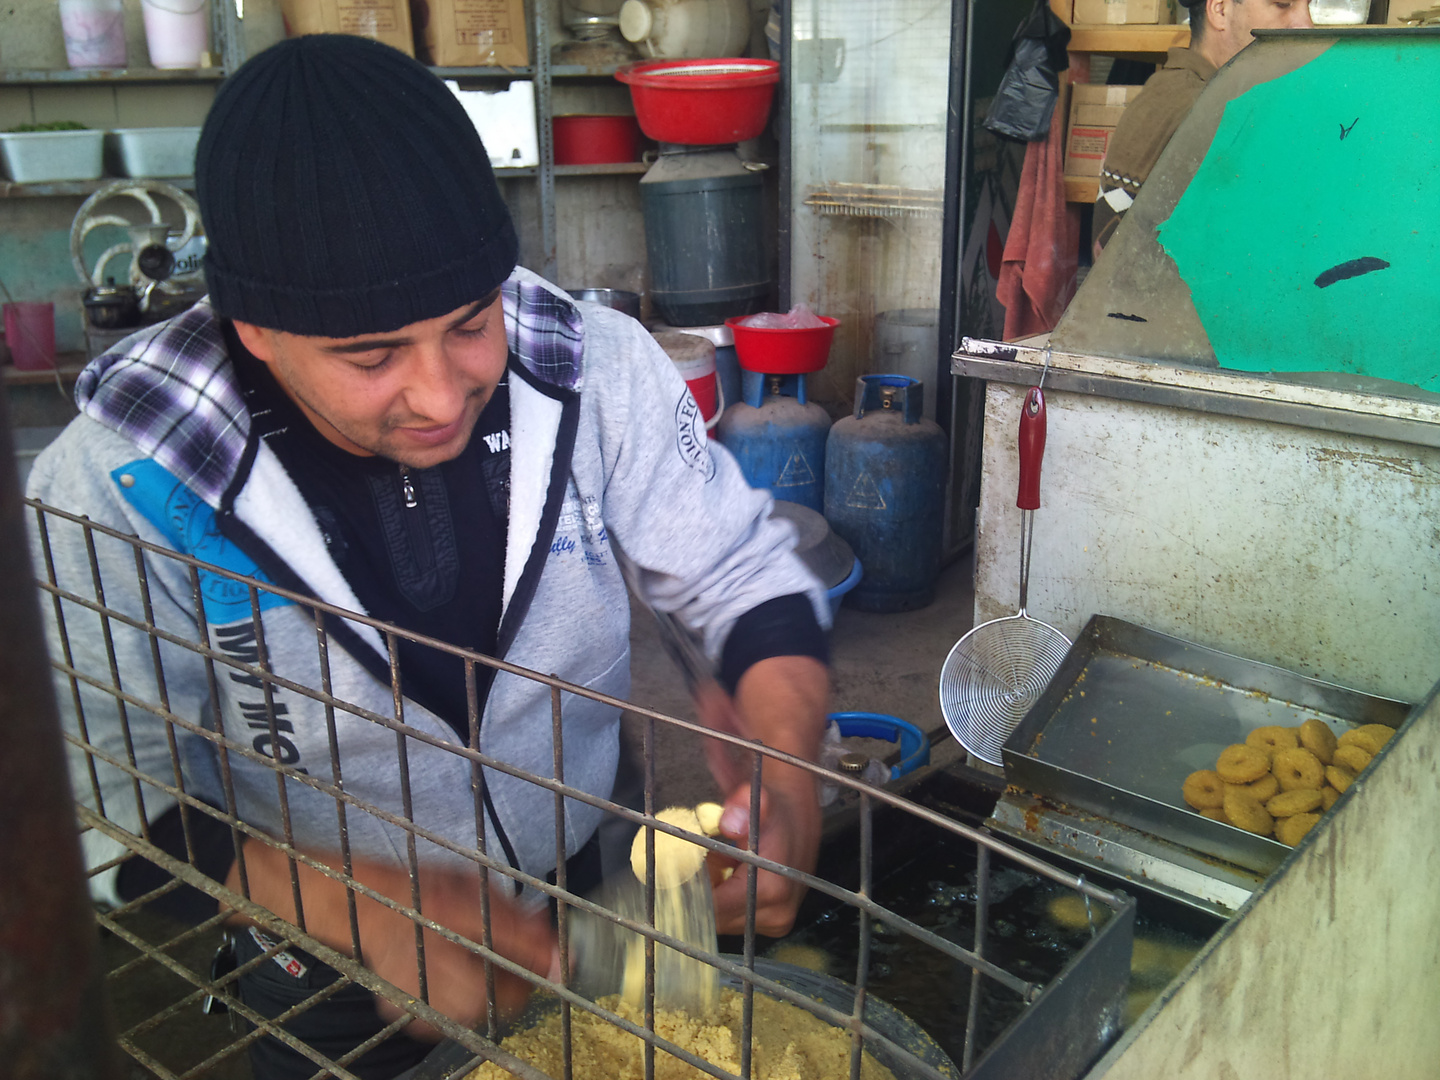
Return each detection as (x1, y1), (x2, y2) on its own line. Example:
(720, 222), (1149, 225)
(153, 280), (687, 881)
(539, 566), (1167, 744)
(223, 840), (556, 1040)
(695, 655), (829, 937)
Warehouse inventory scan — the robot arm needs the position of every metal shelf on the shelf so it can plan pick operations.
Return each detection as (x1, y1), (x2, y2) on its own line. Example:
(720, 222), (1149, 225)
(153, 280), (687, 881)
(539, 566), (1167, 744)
(0, 176), (196, 200)
(431, 65), (535, 80)
(1067, 24), (1190, 58)
(556, 161), (648, 176)
(432, 63), (627, 80)
(0, 68), (225, 84)
(3, 358), (86, 385)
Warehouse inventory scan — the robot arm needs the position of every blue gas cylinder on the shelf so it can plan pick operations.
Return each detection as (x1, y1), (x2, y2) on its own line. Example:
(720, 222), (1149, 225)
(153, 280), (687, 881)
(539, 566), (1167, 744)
(824, 375), (946, 612)
(715, 372), (832, 512)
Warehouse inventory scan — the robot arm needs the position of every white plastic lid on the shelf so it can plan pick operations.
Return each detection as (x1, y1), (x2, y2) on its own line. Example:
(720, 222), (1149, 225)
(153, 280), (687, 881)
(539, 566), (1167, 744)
(618, 0), (652, 43)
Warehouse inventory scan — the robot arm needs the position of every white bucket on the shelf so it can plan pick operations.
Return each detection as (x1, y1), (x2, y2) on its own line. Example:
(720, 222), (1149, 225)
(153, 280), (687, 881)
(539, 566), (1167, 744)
(59, 0), (128, 68)
(141, 0), (209, 69)
(652, 331), (722, 429)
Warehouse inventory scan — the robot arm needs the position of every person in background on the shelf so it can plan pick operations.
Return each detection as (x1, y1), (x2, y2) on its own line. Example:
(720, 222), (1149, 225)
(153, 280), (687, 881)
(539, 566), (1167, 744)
(27, 33), (830, 1080)
(1093, 0), (1314, 251)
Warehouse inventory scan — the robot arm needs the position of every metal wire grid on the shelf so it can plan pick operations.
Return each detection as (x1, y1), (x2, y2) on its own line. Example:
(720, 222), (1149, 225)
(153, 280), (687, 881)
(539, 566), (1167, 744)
(24, 495), (1132, 1080)
(803, 183), (945, 219)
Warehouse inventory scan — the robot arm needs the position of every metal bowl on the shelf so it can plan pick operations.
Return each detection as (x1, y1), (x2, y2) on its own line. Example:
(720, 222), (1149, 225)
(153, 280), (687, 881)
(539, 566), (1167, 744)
(401, 956), (957, 1079)
(770, 500), (856, 591)
(566, 287), (641, 319)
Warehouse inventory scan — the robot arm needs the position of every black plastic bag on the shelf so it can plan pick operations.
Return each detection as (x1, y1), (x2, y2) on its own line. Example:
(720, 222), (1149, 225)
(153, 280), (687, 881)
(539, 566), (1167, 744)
(983, 0), (1072, 142)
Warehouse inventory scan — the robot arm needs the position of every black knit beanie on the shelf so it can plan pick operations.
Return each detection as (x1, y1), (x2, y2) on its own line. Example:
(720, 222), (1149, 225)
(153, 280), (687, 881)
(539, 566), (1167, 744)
(196, 34), (518, 337)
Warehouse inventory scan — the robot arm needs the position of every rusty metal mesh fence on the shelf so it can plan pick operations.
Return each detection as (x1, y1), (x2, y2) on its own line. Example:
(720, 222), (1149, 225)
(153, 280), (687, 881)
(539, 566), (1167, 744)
(21, 494), (1134, 1080)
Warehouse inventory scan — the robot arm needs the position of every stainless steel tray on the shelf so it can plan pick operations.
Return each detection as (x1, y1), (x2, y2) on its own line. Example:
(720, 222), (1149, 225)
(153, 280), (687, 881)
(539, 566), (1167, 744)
(1000, 616), (1410, 876)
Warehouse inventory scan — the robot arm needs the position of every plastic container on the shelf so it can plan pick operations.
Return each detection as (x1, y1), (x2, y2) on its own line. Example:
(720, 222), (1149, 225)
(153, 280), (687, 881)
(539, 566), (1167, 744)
(104, 127), (202, 177)
(616, 59), (780, 145)
(553, 114), (641, 165)
(653, 322), (740, 422)
(617, 0), (750, 60)
(141, 0), (209, 69)
(3, 302), (57, 371)
(726, 313), (839, 374)
(830, 712), (929, 780)
(824, 376), (946, 612)
(0, 129), (104, 182)
(826, 558), (863, 618)
(641, 148), (769, 326)
(652, 330), (720, 426)
(59, 0), (128, 68)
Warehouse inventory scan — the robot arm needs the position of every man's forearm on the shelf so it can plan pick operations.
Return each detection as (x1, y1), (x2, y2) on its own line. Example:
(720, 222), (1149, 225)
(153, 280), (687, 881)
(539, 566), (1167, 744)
(733, 654), (829, 782)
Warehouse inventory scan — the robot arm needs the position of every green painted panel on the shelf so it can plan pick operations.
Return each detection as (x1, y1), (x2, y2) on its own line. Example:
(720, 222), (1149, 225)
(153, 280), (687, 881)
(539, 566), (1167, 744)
(1158, 39), (1440, 392)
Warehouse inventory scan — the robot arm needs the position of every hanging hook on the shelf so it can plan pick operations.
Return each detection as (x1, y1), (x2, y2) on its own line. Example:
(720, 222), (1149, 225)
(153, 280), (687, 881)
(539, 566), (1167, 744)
(1039, 345), (1053, 391)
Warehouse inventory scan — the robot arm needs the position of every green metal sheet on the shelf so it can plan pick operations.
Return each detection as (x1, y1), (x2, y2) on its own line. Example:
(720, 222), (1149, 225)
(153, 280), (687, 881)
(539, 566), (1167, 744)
(1157, 38), (1440, 391)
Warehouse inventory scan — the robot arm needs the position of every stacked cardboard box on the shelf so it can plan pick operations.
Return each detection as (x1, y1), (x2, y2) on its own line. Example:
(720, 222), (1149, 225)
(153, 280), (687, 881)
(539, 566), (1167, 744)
(1064, 84), (1146, 179)
(1389, 0), (1440, 22)
(417, 0), (529, 67)
(1072, 0), (1175, 24)
(277, 0), (530, 66)
(280, 0), (417, 56)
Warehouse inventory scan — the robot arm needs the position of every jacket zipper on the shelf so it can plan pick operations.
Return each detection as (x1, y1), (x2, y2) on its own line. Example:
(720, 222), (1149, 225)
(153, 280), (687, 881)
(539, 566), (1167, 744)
(400, 465), (418, 508)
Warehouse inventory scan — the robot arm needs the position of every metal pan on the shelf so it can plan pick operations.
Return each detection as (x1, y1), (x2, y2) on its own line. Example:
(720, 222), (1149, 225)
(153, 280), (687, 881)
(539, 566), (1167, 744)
(1000, 615), (1410, 876)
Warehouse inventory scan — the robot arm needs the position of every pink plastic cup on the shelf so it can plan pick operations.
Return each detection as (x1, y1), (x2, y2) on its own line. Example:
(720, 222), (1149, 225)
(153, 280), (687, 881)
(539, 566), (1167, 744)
(3, 302), (57, 371)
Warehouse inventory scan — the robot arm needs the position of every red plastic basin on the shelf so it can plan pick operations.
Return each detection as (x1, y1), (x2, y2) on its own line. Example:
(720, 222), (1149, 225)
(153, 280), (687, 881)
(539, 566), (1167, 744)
(726, 314), (840, 375)
(553, 114), (641, 165)
(616, 59), (780, 146)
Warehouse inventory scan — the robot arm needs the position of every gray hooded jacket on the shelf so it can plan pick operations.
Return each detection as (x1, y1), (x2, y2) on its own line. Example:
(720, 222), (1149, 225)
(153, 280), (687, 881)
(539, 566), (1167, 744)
(27, 268), (827, 909)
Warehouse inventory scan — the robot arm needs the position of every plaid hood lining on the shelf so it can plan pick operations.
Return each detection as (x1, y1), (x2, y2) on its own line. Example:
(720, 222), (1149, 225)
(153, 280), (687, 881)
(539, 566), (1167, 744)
(73, 269), (586, 508)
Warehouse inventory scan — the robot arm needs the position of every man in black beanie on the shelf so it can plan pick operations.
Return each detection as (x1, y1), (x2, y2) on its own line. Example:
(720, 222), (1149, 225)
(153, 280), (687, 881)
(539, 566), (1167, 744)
(28, 32), (832, 1080)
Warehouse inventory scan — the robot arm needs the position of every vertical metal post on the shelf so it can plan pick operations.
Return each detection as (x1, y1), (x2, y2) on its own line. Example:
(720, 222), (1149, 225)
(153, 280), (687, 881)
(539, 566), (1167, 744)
(0, 399), (122, 1079)
(848, 790), (873, 1080)
(550, 683), (573, 1080)
(465, 659), (500, 1041)
(962, 841), (991, 1072)
(533, 0), (557, 284)
(740, 748), (762, 1080)
(642, 716), (656, 1080)
(776, 0), (792, 309)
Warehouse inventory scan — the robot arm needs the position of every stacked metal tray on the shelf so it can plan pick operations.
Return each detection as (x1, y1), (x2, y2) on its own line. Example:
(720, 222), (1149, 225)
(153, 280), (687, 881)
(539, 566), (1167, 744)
(991, 616), (1409, 906)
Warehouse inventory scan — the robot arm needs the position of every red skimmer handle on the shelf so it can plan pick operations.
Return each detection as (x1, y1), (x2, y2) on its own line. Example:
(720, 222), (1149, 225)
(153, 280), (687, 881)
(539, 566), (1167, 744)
(1017, 386), (1046, 511)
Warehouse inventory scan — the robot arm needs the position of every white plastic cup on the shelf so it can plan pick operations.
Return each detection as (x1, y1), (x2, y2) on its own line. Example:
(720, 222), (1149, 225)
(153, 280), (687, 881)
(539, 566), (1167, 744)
(58, 0), (128, 69)
(141, 0), (209, 69)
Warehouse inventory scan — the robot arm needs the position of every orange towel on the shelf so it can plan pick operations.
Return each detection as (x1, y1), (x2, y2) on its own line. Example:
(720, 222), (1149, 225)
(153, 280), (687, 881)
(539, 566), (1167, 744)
(997, 96), (1080, 340)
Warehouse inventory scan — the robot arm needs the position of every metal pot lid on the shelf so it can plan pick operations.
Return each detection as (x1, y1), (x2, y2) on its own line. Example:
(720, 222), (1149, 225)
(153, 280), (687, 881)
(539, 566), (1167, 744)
(85, 282), (137, 300)
(649, 321), (734, 347)
(770, 500), (855, 590)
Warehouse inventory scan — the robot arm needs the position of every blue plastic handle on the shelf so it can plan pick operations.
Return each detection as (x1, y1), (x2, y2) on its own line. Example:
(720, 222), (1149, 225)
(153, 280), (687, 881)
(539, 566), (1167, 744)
(829, 711), (930, 781)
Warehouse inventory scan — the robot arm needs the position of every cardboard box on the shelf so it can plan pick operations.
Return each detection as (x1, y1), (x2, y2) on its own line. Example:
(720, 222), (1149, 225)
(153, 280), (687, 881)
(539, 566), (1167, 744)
(1064, 84), (1145, 178)
(1072, 0), (1174, 25)
(280, 0), (415, 56)
(1388, 0), (1440, 22)
(417, 0), (529, 68)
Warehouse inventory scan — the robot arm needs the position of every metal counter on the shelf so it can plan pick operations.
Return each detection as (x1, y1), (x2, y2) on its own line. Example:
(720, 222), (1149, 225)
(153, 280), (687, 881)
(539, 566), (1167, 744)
(951, 339), (1440, 707)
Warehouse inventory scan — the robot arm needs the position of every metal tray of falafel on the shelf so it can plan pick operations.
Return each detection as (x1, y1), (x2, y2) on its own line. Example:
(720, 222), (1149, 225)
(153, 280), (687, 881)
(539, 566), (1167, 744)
(994, 615), (1409, 877)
